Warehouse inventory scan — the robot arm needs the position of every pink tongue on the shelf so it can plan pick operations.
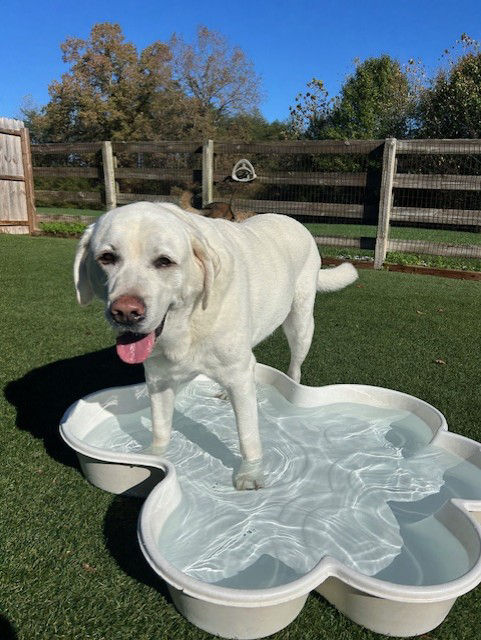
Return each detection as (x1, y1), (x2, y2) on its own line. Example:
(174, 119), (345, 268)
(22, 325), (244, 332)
(116, 332), (155, 364)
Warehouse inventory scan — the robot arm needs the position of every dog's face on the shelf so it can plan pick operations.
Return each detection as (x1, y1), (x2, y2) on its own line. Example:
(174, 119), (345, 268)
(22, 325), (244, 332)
(74, 203), (219, 363)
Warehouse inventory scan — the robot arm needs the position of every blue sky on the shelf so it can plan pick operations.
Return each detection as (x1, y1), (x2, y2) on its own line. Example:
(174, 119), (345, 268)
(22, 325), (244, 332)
(2, 0), (481, 123)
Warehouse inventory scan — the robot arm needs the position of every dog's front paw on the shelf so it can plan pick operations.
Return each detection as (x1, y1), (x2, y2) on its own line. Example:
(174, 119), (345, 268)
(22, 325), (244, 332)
(144, 438), (169, 456)
(235, 459), (265, 490)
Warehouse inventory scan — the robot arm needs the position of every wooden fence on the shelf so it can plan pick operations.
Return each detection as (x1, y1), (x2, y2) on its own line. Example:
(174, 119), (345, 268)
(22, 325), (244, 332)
(0, 118), (36, 234)
(212, 139), (381, 218)
(31, 138), (481, 267)
(32, 141), (104, 209)
(374, 138), (481, 267)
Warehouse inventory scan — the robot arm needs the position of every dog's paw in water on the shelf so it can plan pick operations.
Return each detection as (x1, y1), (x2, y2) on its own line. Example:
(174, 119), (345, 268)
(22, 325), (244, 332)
(234, 459), (265, 490)
(143, 441), (169, 456)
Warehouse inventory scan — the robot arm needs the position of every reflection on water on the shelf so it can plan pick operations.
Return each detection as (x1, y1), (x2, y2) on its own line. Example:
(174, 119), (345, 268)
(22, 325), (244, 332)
(84, 380), (481, 589)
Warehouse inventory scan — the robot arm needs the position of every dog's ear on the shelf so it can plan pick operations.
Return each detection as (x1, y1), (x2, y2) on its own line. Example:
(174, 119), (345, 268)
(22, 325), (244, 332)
(73, 224), (96, 305)
(191, 234), (220, 310)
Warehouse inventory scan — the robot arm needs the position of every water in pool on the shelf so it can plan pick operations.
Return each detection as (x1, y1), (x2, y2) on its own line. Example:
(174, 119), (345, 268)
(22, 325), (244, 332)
(84, 380), (481, 588)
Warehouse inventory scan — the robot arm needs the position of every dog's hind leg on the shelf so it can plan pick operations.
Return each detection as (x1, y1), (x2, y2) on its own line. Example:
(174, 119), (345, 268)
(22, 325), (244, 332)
(282, 286), (316, 384)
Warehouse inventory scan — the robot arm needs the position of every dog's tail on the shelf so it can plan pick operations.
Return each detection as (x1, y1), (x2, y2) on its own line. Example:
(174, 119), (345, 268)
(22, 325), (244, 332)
(317, 262), (358, 293)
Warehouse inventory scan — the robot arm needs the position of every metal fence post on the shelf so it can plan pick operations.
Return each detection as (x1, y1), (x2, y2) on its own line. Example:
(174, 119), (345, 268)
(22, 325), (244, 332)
(202, 139), (214, 207)
(102, 141), (117, 210)
(374, 138), (397, 269)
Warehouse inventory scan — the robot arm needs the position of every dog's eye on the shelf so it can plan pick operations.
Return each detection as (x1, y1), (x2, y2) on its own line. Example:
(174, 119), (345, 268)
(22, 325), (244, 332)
(153, 256), (174, 268)
(97, 252), (117, 265)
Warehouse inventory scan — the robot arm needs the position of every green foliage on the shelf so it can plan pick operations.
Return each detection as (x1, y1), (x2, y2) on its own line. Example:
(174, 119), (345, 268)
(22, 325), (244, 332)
(288, 78), (335, 139)
(316, 245), (481, 272)
(289, 36), (481, 140)
(25, 23), (181, 143)
(217, 111), (289, 141)
(385, 251), (481, 271)
(289, 56), (412, 140)
(328, 56), (412, 139)
(34, 176), (100, 191)
(39, 221), (88, 236)
(418, 35), (481, 138)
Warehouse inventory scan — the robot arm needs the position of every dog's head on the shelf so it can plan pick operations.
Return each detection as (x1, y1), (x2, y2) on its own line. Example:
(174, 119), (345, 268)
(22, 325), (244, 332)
(74, 202), (220, 364)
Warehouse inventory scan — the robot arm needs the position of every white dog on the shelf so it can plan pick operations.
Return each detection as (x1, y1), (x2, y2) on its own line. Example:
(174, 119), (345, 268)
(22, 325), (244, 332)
(74, 202), (358, 489)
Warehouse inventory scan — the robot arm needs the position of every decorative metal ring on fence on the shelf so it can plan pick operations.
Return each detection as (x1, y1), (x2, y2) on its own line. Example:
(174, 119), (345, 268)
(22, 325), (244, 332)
(231, 158), (257, 182)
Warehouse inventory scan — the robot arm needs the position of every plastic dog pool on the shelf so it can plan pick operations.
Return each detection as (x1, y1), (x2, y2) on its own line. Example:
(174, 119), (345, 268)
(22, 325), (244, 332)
(60, 364), (481, 638)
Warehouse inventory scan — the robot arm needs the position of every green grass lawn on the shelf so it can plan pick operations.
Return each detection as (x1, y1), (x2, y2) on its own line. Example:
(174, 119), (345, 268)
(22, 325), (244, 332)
(1, 234), (481, 640)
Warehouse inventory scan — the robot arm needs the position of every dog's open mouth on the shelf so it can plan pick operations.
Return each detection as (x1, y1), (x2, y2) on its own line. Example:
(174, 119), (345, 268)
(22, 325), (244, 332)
(115, 314), (167, 365)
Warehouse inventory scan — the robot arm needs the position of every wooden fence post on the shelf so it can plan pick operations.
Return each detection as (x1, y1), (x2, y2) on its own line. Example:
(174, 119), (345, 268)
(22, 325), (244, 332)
(374, 138), (397, 269)
(20, 127), (38, 232)
(202, 139), (214, 207)
(102, 141), (117, 210)
(113, 154), (119, 198)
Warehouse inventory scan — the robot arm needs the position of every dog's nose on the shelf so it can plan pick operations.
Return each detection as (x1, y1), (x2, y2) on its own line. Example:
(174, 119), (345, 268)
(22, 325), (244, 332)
(109, 295), (146, 326)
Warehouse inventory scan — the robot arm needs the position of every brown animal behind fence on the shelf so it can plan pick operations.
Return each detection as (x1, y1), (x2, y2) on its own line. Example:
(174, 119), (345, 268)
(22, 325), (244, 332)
(172, 186), (255, 222)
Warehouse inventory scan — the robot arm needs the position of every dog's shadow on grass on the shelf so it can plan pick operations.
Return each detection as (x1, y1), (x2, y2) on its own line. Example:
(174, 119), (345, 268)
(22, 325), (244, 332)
(103, 494), (173, 603)
(0, 616), (17, 640)
(4, 347), (145, 469)
(5, 349), (175, 602)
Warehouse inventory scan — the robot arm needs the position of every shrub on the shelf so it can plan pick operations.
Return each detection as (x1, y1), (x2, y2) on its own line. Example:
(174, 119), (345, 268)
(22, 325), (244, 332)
(39, 221), (88, 237)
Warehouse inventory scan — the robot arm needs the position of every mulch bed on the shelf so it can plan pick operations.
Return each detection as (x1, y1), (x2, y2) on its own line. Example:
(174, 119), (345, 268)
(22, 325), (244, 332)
(322, 256), (481, 280)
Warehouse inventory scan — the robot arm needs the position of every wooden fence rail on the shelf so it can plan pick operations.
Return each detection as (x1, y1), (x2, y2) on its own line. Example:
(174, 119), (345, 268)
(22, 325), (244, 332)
(30, 137), (481, 268)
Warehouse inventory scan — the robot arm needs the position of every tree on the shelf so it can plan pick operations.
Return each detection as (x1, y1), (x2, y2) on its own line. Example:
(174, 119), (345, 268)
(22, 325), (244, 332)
(418, 35), (481, 138)
(169, 26), (262, 133)
(329, 55), (412, 139)
(216, 110), (287, 141)
(289, 56), (412, 140)
(287, 78), (335, 139)
(25, 23), (180, 142)
(19, 96), (47, 143)
(24, 23), (264, 142)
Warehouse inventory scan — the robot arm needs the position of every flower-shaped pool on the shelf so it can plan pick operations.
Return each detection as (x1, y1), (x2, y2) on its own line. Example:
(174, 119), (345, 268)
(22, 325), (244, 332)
(60, 364), (481, 639)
